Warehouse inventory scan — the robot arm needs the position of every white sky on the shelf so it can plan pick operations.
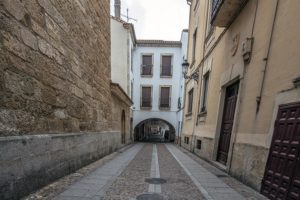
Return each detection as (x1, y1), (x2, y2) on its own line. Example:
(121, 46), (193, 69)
(110, 0), (190, 41)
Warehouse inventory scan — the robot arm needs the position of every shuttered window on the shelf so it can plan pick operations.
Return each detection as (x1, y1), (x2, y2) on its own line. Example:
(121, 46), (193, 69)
(188, 89), (193, 113)
(141, 55), (153, 76)
(141, 87), (152, 108)
(161, 56), (172, 76)
(160, 87), (171, 108)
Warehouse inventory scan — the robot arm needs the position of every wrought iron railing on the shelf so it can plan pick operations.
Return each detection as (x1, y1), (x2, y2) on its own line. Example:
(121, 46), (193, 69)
(211, 0), (223, 20)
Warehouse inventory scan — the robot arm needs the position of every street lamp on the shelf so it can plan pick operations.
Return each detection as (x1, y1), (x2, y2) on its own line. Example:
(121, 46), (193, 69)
(181, 59), (199, 83)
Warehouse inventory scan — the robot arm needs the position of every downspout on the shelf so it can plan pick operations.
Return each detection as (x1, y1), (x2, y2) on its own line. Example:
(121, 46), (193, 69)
(227, 0), (259, 171)
(256, 0), (279, 113)
(180, 0), (192, 147)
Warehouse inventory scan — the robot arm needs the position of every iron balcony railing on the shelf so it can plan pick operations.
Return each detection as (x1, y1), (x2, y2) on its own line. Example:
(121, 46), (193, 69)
(211, 0), (223, 21)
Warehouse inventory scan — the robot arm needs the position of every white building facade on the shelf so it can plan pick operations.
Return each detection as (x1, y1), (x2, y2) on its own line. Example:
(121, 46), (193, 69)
(132, 31), (188, 142)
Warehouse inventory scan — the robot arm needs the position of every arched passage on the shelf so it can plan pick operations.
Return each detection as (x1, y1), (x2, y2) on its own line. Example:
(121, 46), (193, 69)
(134, 118), (176, 143)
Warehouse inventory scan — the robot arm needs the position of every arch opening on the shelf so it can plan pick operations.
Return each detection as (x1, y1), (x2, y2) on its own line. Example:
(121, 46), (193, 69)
(134, 118), (175, 143)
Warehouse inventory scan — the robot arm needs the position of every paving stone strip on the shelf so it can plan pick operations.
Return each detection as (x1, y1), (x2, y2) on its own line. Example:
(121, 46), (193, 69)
(157, 144), (206, 200)
(178, 146), (268, 200)
(52, 143), (144, 200)
(166, 144), (245, 200)
(148, 144), (162, 194)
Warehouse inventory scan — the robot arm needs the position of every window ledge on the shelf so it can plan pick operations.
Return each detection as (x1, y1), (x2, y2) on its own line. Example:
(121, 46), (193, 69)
(159, 107), (170, 111)
(198, 110), (207, 117)
(141, 75), (153, 78)
(160, 75), (172, 78)
(140, 107), (152, 110)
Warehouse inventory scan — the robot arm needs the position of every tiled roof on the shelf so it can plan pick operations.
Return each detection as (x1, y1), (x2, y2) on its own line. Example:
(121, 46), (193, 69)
(137, 40), (182, 47)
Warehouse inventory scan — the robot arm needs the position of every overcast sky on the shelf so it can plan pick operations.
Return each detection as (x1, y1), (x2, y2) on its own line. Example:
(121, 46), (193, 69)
(110, 0), (190, 41)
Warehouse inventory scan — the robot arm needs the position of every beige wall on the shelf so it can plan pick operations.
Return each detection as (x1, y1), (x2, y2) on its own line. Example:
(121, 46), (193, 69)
(182, 0), (300, 190)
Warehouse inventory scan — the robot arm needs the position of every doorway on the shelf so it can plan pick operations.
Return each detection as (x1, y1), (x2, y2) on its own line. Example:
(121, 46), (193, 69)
(261, 102), (300, 199)
(217, 81), (239, 165)
(121, 110), (126, 144)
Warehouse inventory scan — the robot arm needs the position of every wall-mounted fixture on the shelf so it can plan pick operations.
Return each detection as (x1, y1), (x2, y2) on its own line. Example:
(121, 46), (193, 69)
(293, 77), (300, 87)
(241, 37), (254, 63)
(186, 0), (192, 6)
(182, 59), (199, 83)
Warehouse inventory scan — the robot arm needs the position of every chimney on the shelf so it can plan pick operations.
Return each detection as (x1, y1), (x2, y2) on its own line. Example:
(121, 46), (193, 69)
(114, 0), (121, 19)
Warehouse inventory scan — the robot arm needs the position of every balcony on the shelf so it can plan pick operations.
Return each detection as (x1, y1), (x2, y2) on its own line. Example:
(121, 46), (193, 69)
(211, 0), (248, 27)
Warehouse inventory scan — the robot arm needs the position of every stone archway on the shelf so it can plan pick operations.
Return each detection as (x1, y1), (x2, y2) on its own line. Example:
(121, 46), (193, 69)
(121, 110), (126, 144)
(134, 118), (176, 143)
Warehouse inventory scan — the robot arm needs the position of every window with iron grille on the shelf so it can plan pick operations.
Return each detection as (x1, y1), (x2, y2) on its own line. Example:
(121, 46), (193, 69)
(160, 87), (171, 108)
(184, 136), (189, 144)
(188, 89), (194, 114)
(141, 55), (153, 76)
(141, 86), (152, 108)
(197, 140), (202, 149)
(200, 72), (210, 113)
(161, 55), (172, 77)
(192, 29), (197, 62)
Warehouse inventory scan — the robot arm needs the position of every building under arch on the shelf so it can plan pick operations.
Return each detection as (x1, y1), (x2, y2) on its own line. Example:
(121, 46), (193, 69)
(134, 118), (176, 142)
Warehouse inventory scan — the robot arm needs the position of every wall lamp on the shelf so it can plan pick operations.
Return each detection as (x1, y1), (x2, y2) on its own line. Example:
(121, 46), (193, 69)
(182, 59), (199, 83)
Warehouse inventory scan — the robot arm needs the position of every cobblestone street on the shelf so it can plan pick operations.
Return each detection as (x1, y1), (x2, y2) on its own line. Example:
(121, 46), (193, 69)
(24, 143), (268, 200)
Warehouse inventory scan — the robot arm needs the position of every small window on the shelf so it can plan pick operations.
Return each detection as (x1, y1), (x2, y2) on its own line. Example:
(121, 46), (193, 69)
(160, 87), (171, 109)
(196, 140), (202, 149)
(141, 86), (152, 108)
(192, 29), (197, 62)
(161, 55), (172, 77)
(188, 89), (194, 114)
(141, 55), (153, 76)
(200, 72), (210, 113)
(184, 136), (190, 144)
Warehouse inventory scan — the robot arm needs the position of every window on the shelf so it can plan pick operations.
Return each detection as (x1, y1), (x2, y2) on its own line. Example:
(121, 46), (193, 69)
(205, 1), (214, 41)
(192, 29), (197, 62)
(160, 86), (171, 109)
(184, 136), (190, 144)
(197, 140), (202, 149)
(187, 89), (194, 114)
(161, 55), (172, 77)
(141, 86), (152, 108)
(141, 55), (153, 76)
(200, 72), (210, 113)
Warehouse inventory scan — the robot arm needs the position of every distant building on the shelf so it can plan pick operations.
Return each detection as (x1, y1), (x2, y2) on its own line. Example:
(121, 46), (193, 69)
(181, 0), (300, 198)
(132, 31), (188, 142)
(110, 0), (136, 143)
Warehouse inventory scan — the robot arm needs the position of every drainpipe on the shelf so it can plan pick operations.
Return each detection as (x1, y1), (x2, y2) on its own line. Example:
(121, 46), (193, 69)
(256, 0), (279, 113)
(227, 0), (259, 172)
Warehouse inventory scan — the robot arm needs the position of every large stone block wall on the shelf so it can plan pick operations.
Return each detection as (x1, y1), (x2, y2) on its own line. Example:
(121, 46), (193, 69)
(0, 132), (121, 200)
(0, 0), (112, 135)
(229, 143), (269, 191)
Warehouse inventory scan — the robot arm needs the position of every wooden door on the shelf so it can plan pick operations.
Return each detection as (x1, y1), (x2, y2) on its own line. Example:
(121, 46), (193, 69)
(217, 81), (239, 165)
(261, 103), (300, 199)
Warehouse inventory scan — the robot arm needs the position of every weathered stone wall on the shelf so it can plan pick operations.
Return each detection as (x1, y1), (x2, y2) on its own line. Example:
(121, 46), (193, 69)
(229, 143), (269, 191)
(0, 0), (112, 135)
(0, 132), (121, 200)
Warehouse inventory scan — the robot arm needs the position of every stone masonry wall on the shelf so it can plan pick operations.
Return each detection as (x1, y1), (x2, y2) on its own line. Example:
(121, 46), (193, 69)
(0, 132), (121, 200)
(0, 0), (112, 135)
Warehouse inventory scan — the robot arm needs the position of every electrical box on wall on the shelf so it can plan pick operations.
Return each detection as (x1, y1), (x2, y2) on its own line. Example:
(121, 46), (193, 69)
(242, 37), (254, 63)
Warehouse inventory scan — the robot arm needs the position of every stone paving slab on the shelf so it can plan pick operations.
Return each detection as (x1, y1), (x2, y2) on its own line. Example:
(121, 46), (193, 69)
(166, 144), (245, 200)
(52, 143), (144, 200)
(177, 146), (268, 200)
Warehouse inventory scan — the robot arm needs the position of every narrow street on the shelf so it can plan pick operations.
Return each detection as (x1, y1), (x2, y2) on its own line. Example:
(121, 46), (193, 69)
(25, 143), (267, 200)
